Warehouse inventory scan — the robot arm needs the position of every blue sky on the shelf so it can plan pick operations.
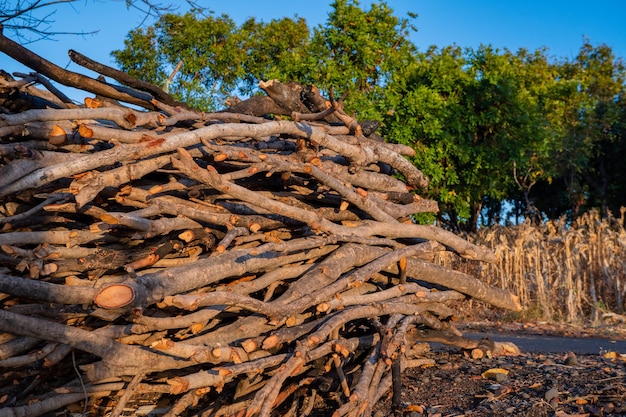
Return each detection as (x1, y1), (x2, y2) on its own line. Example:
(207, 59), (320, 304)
(1, 0), (625, 99)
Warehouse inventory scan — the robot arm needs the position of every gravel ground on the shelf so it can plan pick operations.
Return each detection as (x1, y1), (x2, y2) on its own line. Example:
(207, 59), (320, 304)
(310, 322), (626, 417)
(368, 321), (626, 417)
(372, 348), (626, 417)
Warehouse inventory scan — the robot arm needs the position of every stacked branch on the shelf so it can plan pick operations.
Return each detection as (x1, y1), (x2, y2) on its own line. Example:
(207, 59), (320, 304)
(0, 34), (520, 417)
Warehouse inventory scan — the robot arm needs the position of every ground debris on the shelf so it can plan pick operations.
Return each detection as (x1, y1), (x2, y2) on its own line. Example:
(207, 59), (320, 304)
(371, 349), (626, 417)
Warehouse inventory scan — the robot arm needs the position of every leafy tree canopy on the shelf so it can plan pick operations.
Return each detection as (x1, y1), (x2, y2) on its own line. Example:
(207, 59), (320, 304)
(111, 1), (626, 231)
(112, 0), (417, 113)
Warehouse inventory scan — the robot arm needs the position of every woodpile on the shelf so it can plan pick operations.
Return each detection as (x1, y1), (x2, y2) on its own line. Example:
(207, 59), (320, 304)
(0, 30), (521, 417)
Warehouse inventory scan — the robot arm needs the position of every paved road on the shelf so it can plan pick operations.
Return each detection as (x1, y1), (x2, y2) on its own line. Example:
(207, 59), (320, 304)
(463, 332), (626, 354)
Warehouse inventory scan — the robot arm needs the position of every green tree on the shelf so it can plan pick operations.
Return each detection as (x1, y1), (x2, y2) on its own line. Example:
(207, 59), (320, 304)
(112, 11), (312, 110)
(382, 45), (556, 231)
(110, 26), (167, 87)
(110, 3), (626, 228)
(306, 0), (418, 119)
(238, 16), (312, 90)
(528, 41), (626, 219)
(112, 12), (248, 110)
(111, 0), (418, 115)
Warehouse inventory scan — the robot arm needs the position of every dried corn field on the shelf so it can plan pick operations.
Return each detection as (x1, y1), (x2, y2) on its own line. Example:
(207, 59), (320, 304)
(438, 210), (626, 325)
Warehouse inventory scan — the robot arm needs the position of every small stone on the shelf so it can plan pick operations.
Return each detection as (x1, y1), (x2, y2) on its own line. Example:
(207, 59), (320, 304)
(544, 387), (559, 402)
(493, 372), (508, 383)
(564, 352), (578, 365)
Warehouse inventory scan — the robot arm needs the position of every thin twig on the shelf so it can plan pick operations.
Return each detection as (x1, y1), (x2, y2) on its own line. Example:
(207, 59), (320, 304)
(71, 350), (88, 416)
(109, 373), (146, 417)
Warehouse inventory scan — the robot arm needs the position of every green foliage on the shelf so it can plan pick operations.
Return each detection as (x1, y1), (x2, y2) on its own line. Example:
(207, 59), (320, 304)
(111, 11), (313, 110)
(111, 0), (417, 116)
(307, 0), (418, 118)
(238, 17), (312, 92)
(111, 26), (166, 87)
(381, 40), (625, 230)
(153, 13), (244, 108)
(380, 45), (559, 230)
(542, 41), (626, 217)
(111, 2), (626, 230)
(290, 0), (419, 123)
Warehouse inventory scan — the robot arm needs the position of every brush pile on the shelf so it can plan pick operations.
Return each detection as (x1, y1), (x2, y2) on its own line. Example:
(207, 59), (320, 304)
(0, 31), (521, 417)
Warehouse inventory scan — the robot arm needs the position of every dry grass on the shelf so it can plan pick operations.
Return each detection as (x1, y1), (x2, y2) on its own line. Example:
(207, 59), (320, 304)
(436, 210), (626, 324)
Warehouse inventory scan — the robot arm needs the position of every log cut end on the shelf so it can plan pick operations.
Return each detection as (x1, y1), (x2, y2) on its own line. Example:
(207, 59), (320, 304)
(94, 284), (135, 309)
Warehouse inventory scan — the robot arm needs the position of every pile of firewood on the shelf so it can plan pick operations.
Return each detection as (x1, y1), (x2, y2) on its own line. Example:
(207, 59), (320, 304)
(0, 29), (520, 417)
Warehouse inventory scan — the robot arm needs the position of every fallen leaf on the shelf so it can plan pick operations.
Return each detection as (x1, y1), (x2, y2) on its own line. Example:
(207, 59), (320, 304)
(554, 411), (589, 417)
(481, 368), (509, 380)
(406, 404), (424, 413)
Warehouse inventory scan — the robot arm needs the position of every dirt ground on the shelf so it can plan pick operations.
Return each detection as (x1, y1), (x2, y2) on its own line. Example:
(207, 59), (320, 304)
(373, 348), (626, 417)
(374, 321), (626, 417)
(309, 321), (626, 417)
